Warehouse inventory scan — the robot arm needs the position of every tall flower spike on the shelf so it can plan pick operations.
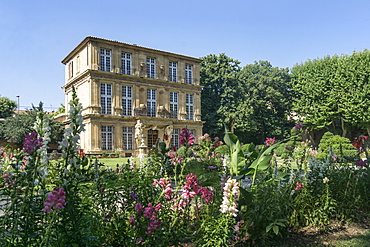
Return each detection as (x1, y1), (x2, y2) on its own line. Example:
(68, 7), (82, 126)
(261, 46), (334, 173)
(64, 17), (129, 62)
(220, 178), (240, 217)
(42, 187), (67, 213)
(59, 86), (85, 154)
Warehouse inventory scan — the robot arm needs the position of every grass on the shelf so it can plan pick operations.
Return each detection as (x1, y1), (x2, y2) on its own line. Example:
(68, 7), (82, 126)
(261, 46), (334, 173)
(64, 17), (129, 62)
(335, 230), (370, 246)
(92, 157), (140, 168)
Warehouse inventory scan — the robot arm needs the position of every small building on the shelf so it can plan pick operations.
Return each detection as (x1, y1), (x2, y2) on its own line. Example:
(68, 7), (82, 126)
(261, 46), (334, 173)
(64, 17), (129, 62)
(56, 36), (203, 156)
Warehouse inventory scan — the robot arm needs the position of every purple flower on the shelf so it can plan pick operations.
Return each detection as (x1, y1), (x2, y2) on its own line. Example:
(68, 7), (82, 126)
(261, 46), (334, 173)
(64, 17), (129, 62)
(294, 122), (304, 131)
(23, 132), (43, 154)
(131, 192), (138, 201)
(207, 166), (217, 169)
(285, 145), (293, 150)
(356, 159), (367, 167)
(134, 203), (143, 214)
(42, 188), (67, 213)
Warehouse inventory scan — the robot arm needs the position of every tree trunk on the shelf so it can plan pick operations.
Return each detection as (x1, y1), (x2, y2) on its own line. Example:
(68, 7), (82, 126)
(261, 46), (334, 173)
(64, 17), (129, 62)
(341, 117), (347, 137)
(366, 127), (370, 137)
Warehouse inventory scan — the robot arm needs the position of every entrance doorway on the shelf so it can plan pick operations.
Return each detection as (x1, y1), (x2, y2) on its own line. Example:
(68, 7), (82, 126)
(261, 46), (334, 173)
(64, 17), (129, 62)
(147, 129), (159, 148)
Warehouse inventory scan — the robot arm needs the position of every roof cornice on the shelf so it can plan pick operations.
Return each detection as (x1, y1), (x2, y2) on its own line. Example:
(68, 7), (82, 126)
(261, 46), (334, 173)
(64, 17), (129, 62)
(61, 36), (203, 65)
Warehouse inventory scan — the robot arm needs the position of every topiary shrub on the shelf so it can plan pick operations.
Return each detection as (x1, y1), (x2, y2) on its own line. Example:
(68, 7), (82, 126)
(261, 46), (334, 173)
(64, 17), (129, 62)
(315, 131), (357, 160)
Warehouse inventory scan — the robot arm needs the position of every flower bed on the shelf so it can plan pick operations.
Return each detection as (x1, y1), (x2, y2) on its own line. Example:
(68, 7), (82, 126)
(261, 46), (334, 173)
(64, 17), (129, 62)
(1, 90), (370, 246)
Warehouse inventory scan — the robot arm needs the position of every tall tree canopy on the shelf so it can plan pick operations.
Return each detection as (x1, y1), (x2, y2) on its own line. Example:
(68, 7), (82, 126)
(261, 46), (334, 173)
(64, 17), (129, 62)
(291, 50), (370, 137)
(0, 95), (17, 118)
(234, 61), (292, 143)
(200, 54), (292, 143)
(200, 54), (241, 137)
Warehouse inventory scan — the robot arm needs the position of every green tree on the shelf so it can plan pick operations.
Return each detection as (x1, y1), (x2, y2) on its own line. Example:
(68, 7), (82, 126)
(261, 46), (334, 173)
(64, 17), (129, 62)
(339, 51), (370, 136)
(0, 102), (64, 145)
(49, 104), (65, 117)
(291, 50), (370, 137)
(0, 95), (17, 118)
(200, 54), (241, 137)
(235, 61), (292, 143)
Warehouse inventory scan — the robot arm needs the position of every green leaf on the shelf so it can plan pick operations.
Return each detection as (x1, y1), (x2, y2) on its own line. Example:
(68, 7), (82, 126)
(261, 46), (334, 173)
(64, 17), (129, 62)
(239, 187), (252, 206)
(273, 225), (279, 235)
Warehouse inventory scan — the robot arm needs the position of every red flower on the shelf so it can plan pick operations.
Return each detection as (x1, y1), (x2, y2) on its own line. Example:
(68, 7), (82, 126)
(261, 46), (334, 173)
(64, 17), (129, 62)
(353, 135), (368, 148)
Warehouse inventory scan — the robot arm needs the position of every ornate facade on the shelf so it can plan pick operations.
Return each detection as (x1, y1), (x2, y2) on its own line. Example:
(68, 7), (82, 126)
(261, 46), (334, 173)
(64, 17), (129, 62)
(57, 36), (203, 156)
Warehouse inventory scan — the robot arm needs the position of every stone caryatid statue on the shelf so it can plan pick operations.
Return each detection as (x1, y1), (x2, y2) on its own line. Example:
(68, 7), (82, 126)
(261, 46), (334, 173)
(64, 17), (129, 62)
(135, 120), (146, 148)
(164, 125), (173, 148)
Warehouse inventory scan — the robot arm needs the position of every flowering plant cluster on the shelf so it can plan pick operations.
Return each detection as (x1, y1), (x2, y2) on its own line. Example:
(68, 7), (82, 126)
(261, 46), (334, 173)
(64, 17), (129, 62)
(3, 91), (370, 246)
(181, 173), (213, 204)
(42, 187), (67, 213)
(264, 137), (276, 146)
(131, 202), (162, 235)
(220, 177), (239, 217)
(23, 131), (43, 154)
(179, 128), (195, 147)
(152, 177), (173, 200)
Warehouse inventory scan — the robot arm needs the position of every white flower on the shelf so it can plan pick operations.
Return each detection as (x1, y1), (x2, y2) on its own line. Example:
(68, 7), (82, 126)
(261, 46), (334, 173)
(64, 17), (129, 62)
(323, 177), (329, 183)
(219, 178), (240, 217)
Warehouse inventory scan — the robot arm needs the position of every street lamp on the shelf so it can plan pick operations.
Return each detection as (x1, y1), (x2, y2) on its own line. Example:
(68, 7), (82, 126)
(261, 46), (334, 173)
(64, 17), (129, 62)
(16, 95), (20, 112)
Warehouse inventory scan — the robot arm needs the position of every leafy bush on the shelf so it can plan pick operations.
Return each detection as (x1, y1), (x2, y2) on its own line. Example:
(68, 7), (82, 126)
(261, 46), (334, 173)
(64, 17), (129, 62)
(316, 132), (357, 160)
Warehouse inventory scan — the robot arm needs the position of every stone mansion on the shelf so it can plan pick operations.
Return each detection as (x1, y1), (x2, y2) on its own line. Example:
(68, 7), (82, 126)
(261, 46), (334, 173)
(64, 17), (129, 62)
(56, 36), (203, 156)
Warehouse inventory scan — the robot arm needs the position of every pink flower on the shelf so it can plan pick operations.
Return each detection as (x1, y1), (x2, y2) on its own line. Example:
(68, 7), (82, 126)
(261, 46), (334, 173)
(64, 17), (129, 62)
(129, 214), (135, 226)
(294, 182), (304, 190)
(181, 190), (197, 199)
(42, 188), (67, 213)
(134, 203), (143, 215)
(179, 128), (195, 147)
(200, 187), (213, 203)
(264, 137), (276, 146)
(153, 178), (173, 200)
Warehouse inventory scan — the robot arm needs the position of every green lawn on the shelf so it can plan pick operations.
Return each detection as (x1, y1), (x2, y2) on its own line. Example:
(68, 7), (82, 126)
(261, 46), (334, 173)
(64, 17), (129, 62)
(335, 230), (370, 247)
(91, 157), (140, 168)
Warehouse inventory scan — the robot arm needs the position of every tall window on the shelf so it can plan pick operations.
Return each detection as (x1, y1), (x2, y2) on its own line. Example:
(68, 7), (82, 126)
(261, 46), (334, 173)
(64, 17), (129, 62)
(186, 94), (194, 120)
(101, 83), (112, 115)
(171, 128), (180, 149)
(123, 126), (134, 150)
(170, 92), (178, 118)
(121, 53), (132, 75)
(100, 49), (111, 72)
(169, 62), (177, 82)
(101, 126), (113, 150)
(185, 64), (193, 84)
(147, 89), (156, 117)
(122, 86), (132, 116)
(76, 56), (80, 73)
(146, 57), (156, 79)
(68, 61), (73, 78)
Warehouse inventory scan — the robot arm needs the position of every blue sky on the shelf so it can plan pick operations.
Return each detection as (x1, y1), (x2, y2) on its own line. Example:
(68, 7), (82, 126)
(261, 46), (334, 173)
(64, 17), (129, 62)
(1, 0), (370, 111)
